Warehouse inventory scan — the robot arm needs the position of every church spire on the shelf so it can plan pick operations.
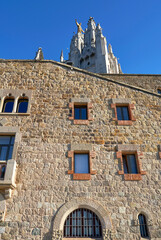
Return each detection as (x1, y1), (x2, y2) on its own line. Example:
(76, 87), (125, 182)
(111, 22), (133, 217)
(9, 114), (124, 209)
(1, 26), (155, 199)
(63, 17), (122, 73)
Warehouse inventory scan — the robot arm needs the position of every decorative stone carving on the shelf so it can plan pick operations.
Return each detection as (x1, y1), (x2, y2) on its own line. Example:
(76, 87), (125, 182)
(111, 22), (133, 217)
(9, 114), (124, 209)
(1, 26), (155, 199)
(103, 229), (114, 240)
(52, 230), (63, 240)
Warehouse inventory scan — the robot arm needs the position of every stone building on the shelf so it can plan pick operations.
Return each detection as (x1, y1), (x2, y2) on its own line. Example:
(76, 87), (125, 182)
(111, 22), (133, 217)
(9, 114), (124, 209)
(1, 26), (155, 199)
(0, 18), (160, 240)
(60, 17), (122, 74)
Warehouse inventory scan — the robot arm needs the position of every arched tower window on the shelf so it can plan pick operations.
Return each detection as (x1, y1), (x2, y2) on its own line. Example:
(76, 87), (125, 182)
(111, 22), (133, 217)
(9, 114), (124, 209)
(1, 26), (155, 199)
(2, 97), (14, 113)
(16, 97), (28, 113)
(64, 208), (102, 238)
(138, 214), (149, 238)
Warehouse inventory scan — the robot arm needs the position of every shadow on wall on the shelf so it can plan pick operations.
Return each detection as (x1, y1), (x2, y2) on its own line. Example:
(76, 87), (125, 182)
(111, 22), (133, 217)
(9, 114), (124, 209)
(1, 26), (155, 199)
(42, 215), (54, 240)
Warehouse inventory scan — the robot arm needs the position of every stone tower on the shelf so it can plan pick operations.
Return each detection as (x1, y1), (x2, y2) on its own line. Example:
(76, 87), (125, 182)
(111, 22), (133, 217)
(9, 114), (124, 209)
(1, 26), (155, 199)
(61, 17), (122, 74)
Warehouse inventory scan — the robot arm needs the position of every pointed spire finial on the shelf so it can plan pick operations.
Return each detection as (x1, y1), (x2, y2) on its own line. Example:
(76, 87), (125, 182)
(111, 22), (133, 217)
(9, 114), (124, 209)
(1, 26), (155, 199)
(108, 44), (113, 53)
(35, 47), (44, 60)
(60, 50), (64, 62)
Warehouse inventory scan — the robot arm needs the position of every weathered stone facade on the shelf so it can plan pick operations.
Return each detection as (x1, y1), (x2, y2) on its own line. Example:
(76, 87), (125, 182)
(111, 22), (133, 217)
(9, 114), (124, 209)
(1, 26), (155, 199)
(0, 59), (160, 239)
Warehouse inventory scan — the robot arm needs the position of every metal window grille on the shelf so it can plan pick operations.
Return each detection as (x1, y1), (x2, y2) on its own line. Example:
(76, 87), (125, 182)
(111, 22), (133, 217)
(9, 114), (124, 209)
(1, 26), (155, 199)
(138, 214), (149, 238)
(64, 208), (102, 238)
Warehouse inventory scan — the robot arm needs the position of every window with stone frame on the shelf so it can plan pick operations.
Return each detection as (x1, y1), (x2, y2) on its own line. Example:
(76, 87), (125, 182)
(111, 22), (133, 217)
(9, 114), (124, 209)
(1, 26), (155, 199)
(0, 90), (31, 115)
(111, 99), (136, 126)
(0, 127), (21, 200)
(68, 144), (96, 180)
(116, 145), (146, 181)
(69, 98), (93, 125)
(0, 136), (15, 179)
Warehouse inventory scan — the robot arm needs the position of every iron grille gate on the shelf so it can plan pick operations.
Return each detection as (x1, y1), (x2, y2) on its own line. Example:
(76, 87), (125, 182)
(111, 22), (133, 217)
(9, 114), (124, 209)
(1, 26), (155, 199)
(64, 208), (102, 238)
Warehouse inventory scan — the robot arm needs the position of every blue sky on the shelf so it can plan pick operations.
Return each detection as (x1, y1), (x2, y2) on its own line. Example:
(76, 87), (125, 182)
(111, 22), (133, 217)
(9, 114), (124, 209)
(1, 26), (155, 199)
(0, 0), (161, 74)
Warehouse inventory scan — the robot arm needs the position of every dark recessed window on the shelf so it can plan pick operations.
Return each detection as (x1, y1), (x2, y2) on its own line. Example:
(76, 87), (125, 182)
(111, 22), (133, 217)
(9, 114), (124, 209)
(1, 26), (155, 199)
(64, 208), (102, 238)
(116, 106), (130, 120)
(138, 214), (149, 238)
(157, 89), (161, 94)
(0, 136), (15, 161)
(0, 165), (6, 179)
(3, 99), (14, 113)
(74, 153), (89, 174)
(74, 105), (87, 120)
(122, 154), (138, 174)
(17, 99), (28, 113)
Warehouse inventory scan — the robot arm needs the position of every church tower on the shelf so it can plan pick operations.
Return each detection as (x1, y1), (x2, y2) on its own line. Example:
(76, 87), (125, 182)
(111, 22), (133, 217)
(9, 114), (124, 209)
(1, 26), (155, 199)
(61, 17), (122, 74)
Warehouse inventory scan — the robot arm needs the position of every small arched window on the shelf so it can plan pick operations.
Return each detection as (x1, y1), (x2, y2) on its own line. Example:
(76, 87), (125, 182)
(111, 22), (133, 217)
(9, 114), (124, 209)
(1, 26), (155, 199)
(3, 98), (14, 113)
(138, 214), (149, 238)
(16, 98), (28, 113)
(64, 208), (102, 238)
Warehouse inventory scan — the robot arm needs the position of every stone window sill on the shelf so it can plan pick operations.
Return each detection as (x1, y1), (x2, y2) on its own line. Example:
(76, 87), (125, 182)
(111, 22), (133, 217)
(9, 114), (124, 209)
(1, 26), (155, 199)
(0, 113), (30, 116)
(0, 180), (16, 189)
(117, 120), (133, 126)
(72, 173), (91, 180)
(124, 173), (142, 181)
(118, 171), (145, 181)
(73, 119), (90, 125)
(0, 159), (17, 198)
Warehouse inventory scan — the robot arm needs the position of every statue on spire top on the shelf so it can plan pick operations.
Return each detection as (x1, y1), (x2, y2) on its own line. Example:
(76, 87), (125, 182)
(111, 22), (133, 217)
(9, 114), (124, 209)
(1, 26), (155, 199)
(75, 19), (85, 34)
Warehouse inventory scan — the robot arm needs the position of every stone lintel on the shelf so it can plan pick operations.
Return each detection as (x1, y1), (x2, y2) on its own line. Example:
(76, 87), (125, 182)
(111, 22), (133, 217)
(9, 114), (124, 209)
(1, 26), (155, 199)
(112, 98), (131, 104)
(71, 143), (93, 151)
(117, 144), (140, 152)
(70, 98), (90, 103)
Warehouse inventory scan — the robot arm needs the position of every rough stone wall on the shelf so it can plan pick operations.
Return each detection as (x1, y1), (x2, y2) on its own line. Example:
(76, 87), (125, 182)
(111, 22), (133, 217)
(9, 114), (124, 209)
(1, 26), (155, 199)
(0, 61), (160, 240)
(102, 74), (161, 94)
